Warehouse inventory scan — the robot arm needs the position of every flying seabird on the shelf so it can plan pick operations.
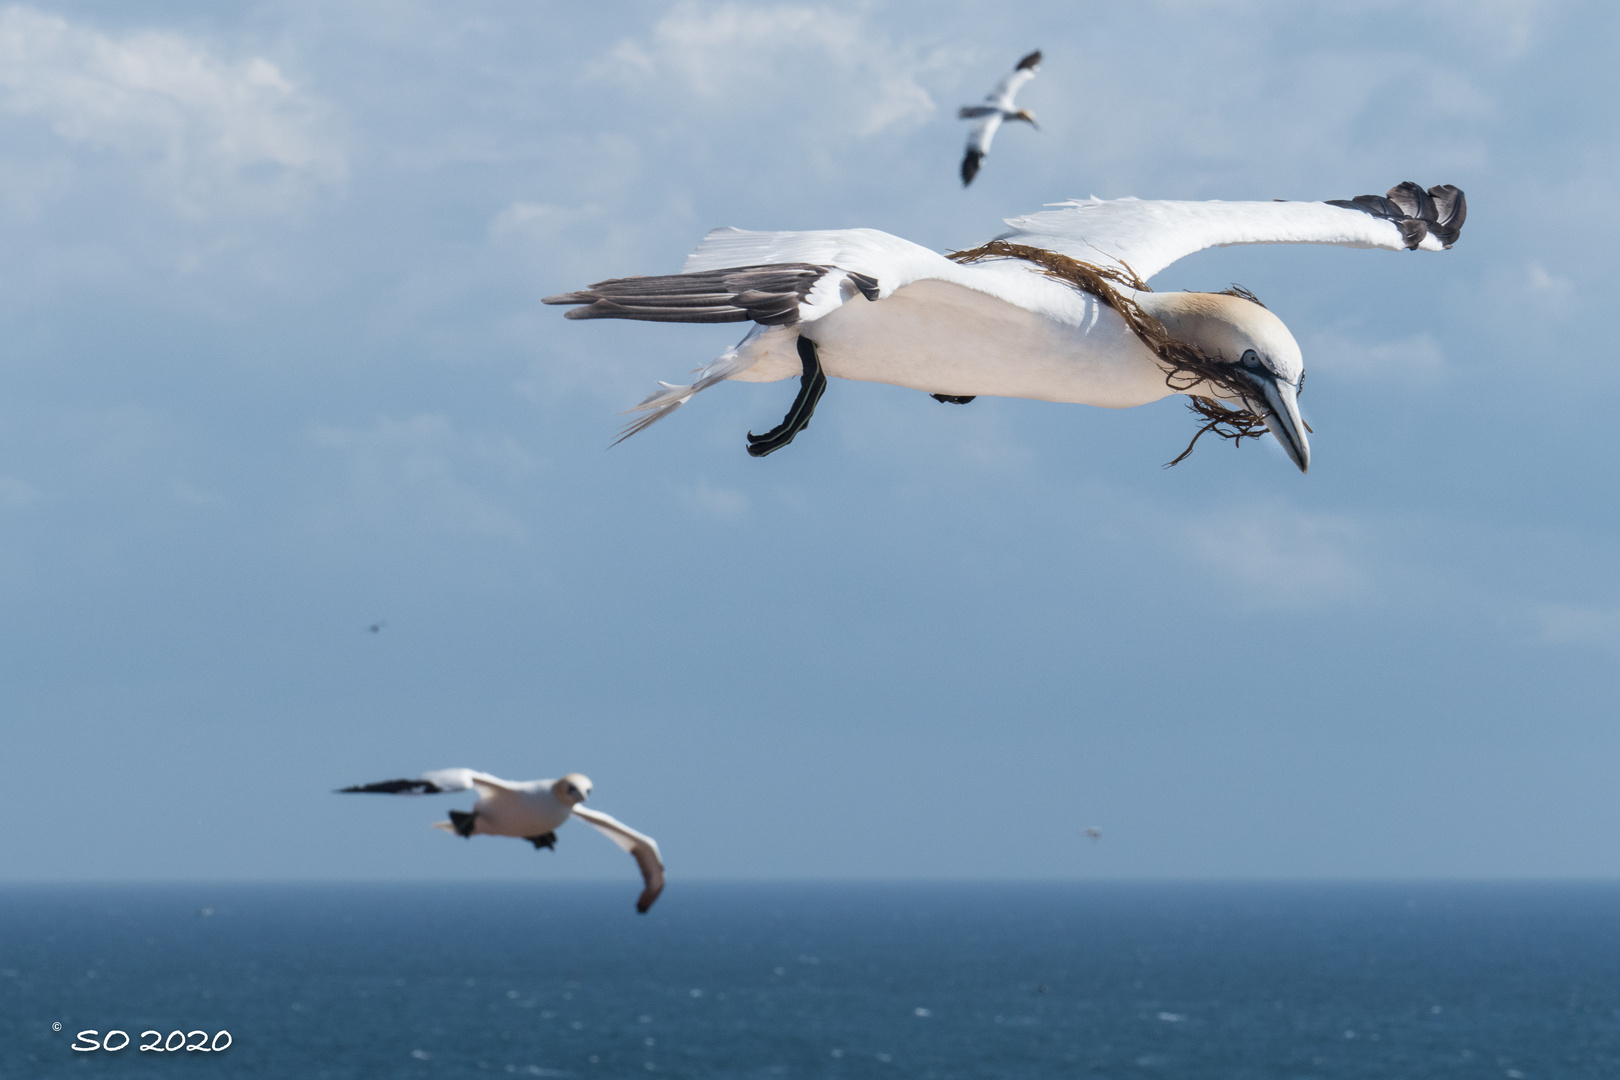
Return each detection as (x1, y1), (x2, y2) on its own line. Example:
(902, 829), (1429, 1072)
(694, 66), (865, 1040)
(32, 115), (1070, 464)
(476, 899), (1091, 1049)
(338, 769), (664, 912)
(543, 181), (1466, 471)
(958, 50), (1041, 186)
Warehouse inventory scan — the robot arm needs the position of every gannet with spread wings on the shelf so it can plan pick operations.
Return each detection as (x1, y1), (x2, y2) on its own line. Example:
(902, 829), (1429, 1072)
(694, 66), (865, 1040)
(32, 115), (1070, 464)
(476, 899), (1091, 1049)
(958, 50), (1041, 187)
(544, 182), (1467, 472)
(338, 769), (664, 913)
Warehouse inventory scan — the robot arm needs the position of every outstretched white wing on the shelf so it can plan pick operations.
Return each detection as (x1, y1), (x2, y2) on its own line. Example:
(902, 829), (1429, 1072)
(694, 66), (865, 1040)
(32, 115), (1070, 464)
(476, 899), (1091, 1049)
(572, 804), (665, 914)
(960, 114), (1003, 186)
(999, 182), (1467, 282)
(547, 227), (952, 327)
(965, 113), (1003, 155)
(678, 226), (953, 307)
(422, 768), (520, 799)
(983, 50), (1040, 111)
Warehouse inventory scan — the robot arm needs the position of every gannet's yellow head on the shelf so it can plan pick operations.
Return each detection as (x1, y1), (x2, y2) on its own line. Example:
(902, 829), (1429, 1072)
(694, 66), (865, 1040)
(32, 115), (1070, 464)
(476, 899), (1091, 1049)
(1012, 109), (1039, 129)
(1140, 292), (1310, 473)
(553, 773), (593, 806)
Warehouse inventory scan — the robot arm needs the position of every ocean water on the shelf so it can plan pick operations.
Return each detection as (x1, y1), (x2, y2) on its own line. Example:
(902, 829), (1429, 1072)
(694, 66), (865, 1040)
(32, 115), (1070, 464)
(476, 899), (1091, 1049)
(2, 883), (1618, 1079)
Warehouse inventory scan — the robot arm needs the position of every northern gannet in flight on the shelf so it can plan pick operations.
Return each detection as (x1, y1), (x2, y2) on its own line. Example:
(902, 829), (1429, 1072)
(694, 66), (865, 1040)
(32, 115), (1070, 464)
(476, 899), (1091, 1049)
(958, 50), (1041, 187)
(338, 769), (665, 912)
(544, 181), (1467, 472)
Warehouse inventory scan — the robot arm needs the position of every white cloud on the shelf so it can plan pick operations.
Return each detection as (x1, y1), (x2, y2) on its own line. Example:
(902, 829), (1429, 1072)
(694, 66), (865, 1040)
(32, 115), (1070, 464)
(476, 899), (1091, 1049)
(677, 477), (749, 521)
(0, 5), (343, 215)
(1531, 604), (1620, 655)
(487, 199), (622, 247)
(1527, 259), (1573, 296)
(309, 415), (538, 541)
(1426, 0), (1558, 60)
(1181, 503), (1372, 610)
(599, 3), (941, 137)
(1527, 261), (1569, 292)
(1307, 330), (1448, 384)
(489, 201), (572, 240)
(1051, 7), (1505, 193)
(1522, 260), (1576, 318)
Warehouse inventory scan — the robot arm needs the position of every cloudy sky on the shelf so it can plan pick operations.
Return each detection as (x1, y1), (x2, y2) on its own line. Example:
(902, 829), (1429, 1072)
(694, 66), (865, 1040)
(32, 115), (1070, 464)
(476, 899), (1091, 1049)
(3, 0), (1616, 884)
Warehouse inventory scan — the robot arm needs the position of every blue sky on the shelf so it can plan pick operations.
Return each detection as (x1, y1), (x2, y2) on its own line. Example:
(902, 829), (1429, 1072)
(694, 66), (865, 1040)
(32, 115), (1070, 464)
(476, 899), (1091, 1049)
(2, 0), (1616, 884)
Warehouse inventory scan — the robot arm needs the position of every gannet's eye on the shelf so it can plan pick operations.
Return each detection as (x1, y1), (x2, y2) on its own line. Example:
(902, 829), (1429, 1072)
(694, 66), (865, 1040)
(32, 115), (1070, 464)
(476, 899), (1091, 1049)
(1241, 349), (1262, 368)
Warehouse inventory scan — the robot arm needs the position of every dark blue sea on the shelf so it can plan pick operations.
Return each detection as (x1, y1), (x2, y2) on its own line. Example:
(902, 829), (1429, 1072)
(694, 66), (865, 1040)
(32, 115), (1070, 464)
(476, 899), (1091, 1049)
(3, 883), (1619, 1078)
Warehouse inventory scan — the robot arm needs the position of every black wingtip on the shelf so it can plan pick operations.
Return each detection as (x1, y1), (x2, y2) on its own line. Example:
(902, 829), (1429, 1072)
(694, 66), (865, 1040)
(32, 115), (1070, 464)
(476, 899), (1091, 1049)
(961, 150), (983, 187)
(337, 778), (441, 795)
(542, 267), (833, 326)
(1326, 182), (1467, 249)
(1017, 50), (1041, 71)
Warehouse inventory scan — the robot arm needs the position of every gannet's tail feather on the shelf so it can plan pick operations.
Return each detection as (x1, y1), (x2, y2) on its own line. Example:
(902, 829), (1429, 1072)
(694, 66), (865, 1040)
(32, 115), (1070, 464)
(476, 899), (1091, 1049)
(613, 382), (697, 446)
(612, 327), (765, 446)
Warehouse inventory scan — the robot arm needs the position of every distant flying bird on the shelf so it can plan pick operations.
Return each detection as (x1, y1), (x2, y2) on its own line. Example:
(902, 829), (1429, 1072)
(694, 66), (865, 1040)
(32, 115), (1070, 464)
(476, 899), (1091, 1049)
(338, 769), (664, 912)
(958, 50), (1041, 186)
(543, 181), (1466, 472)
(1083, 827), (1102, 841)
(366, 621), (386, 634)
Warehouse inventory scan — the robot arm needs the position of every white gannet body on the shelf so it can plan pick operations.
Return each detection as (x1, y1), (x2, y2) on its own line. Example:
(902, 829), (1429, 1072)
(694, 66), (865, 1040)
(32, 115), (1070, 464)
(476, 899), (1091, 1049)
(544, 182), (1467, 472)
(339, 769), (665, 913)
(958, 49), (1041, 186)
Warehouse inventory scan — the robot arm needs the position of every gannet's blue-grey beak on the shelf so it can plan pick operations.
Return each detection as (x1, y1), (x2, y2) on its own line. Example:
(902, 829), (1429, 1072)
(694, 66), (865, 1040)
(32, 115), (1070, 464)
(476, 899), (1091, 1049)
(1242, 370), (1310, 473)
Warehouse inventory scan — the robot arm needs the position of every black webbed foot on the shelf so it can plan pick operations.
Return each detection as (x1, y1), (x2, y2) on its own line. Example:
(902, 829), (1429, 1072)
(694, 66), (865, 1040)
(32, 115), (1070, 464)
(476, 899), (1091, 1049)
(527, 832), (557, 850)
(930, 394), (976, 404)
(746, 335), (827, 457)
(448, 809), (477, 838)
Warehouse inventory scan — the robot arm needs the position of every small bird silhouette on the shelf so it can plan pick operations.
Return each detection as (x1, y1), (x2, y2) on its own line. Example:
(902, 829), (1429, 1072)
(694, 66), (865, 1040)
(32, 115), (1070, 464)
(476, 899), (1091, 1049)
(366, 621), (386, 634)
(1083, 827), (1102, 841)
